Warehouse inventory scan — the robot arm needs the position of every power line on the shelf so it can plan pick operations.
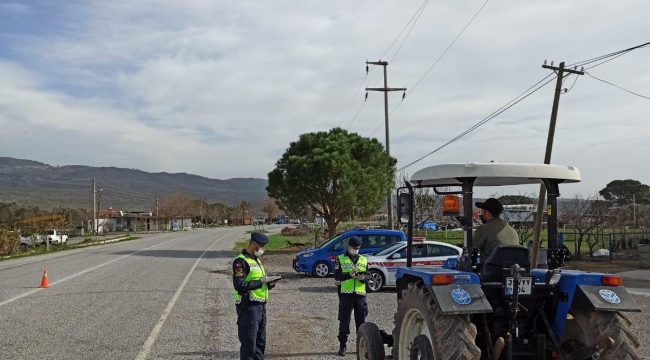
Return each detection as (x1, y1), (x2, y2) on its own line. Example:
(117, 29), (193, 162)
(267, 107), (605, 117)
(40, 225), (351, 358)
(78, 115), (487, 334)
(568, 41), (650, 68)
(378, 0), (430, 61)
(388, 0), (430, 65)
(338, 74), (368, 127)
(586, 72), (650, 100)
(368, 0), (491, 136)
(396, 73), (556, 172)
(406, 0), (491, 96)
(342, 0), (430, 129)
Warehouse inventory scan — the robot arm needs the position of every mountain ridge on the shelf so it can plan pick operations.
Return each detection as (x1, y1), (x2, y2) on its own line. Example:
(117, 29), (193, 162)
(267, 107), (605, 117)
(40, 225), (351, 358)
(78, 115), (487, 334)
(0, 157), (269, 210)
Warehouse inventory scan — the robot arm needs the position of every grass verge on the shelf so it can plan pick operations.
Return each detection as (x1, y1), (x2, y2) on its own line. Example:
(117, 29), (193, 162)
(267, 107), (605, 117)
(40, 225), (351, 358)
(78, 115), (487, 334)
(1, 236), (140, 262)
(234, 234), (312, 251)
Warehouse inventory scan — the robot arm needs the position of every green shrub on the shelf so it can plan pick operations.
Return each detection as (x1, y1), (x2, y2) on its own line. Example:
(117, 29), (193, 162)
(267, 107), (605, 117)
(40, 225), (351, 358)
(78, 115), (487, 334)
(0, 229), (20, 255)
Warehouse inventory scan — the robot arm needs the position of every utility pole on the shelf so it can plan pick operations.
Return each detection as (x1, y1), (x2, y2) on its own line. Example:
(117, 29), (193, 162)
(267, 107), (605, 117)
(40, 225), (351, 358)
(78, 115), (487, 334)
(156, 195), (159, 231)
(633, 194), (637, 228)
(531, 61), (584, 268)
(365, 60), (407, 230)
(92, 179), (97, 235)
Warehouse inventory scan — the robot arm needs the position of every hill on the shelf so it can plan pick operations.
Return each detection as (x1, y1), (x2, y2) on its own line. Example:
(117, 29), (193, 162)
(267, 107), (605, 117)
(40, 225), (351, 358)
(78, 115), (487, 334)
(0, 157), (268, 210)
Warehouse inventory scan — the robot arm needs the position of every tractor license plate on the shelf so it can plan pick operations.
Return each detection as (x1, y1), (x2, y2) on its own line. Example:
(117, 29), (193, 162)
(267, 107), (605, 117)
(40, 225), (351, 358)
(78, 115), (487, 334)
(505, 277), (532, 295)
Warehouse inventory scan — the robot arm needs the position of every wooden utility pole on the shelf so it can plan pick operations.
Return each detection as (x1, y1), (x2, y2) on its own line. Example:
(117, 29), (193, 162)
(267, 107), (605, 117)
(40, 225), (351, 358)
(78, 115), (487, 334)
(156, 195), (159, 231)
(531, 61), (584, 268)
(366, 60), (406, 230)
(92, 179), (97, 235)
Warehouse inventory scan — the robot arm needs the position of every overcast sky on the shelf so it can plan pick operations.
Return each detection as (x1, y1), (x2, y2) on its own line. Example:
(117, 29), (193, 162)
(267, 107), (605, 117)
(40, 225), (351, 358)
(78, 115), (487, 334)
(0, 0), (648, 198)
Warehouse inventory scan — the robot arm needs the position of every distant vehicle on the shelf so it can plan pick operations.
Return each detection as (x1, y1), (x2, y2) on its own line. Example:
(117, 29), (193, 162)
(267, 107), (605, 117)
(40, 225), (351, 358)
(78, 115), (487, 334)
(292, 219), (301, 225)
(19, 234), (43, 250)
(365, 239), (461, 292)
(45, 229), (68, 245)
(292, 228), (407, 278)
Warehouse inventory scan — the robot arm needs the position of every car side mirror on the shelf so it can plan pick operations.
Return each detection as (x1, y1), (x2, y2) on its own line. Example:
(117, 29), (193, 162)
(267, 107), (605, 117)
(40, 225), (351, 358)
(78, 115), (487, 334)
(391, 253), (402, 259)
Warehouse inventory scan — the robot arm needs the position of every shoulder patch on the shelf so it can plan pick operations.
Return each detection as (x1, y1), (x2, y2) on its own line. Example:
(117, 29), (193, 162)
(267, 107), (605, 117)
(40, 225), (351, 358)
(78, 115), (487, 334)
(235, 267), (244, 277)
(235, 261), (243, 268)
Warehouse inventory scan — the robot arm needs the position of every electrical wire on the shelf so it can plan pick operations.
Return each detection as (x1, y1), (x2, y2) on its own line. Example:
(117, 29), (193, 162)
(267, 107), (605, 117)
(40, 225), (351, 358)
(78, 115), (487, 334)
(338, 74), (368, 127)
(341, 0), (430, 129)
(368, 0), (491, 137)
(586, 72), (650, 100)
(564, 74), (580, 94)
(568, 41), (650, 68)
(388, 0), (430, 65)
(407, 0), (491, 96)
(396, 73), (556, 172)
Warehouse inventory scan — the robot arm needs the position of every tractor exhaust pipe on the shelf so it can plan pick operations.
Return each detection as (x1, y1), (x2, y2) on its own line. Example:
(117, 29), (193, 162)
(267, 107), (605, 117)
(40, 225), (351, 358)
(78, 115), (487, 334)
(491, 337), (505, 360)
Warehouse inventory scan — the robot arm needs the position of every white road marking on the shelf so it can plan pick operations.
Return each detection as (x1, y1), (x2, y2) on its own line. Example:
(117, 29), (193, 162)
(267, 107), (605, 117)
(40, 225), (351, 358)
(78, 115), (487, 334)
(0, 233), (194, 308)
(134, 232), (233, 360)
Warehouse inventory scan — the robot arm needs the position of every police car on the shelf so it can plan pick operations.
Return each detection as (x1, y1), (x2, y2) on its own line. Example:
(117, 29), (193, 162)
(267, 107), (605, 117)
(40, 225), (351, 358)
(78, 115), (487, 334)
(365, 238), (462, 292)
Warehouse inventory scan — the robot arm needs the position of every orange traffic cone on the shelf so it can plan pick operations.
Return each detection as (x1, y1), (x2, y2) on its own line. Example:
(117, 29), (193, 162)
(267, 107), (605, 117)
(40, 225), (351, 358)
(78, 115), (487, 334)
(39, 270), (50, 288)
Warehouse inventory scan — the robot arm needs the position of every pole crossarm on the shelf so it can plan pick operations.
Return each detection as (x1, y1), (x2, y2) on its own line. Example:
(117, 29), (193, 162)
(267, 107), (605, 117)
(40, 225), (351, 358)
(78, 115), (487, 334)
(366, 87), (407, 92)
(542, 64), (585, 75)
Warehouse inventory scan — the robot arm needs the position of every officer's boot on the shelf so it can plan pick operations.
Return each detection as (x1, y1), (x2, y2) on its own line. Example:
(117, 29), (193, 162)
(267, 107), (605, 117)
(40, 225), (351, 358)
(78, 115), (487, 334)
(337, 343), (346, 356)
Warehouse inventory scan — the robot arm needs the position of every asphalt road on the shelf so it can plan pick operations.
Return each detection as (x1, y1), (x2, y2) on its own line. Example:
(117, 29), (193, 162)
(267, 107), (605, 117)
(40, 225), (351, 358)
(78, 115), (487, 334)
(0, 227), (258, 360)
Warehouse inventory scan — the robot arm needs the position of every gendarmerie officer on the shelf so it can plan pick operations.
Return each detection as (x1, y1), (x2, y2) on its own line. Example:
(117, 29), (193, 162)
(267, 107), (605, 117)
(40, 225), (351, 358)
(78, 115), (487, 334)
(334, 235), (368, 356)
(232, 232), (281, 360)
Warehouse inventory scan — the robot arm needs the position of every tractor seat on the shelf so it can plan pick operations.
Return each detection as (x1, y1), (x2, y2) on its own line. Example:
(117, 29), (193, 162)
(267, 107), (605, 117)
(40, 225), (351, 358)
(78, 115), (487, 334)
(480, 245), (531, 282)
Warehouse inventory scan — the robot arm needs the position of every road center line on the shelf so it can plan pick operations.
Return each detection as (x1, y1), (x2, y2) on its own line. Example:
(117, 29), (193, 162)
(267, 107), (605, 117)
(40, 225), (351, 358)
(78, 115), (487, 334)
(0, 233), (194, 308)
(134, 232), (233, 360)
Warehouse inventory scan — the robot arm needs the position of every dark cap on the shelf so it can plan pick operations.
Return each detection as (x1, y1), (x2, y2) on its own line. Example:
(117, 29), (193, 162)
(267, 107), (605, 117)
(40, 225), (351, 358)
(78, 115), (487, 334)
(251, 232), (269, 245)
(475, 198), (504, 215)
(348, 236), (362, 247)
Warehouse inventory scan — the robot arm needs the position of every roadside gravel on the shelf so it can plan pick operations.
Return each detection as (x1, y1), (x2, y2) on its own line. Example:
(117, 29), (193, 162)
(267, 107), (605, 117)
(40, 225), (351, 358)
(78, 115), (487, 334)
(211, 248), (650, 359)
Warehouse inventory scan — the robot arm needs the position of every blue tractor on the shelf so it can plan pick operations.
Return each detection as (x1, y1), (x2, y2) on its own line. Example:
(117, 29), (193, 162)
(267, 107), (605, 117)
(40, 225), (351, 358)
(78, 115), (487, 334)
(356, 163), (641, 360)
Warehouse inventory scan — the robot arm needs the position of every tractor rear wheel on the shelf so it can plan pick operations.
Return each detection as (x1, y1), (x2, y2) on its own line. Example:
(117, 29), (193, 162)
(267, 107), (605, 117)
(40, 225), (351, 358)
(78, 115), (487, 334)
(562, 311), (641, 360)
(392, 281), (480, 360)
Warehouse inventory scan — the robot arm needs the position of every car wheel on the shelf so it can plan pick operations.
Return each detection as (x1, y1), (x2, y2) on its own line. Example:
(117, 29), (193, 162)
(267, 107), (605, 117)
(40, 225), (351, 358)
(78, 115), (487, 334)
(367, 269), (385, 292)
(20, 243), (27, 251)
(312, 261), (331, 278)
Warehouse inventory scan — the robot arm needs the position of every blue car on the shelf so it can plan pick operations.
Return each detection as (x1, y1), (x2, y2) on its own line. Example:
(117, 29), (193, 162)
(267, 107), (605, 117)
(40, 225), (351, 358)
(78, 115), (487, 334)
(292, 228), (407, 278)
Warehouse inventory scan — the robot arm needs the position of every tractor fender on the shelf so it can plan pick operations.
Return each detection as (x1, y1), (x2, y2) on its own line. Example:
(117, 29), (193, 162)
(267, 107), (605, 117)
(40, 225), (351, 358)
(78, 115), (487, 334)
(571, 285), (642, 313)
(427, 284), (493, 315)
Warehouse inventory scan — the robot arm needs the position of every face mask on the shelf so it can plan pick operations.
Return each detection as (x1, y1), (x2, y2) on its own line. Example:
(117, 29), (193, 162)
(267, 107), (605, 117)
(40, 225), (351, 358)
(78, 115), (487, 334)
(254, 246), (265, 257)
(349, 248), (359, 255)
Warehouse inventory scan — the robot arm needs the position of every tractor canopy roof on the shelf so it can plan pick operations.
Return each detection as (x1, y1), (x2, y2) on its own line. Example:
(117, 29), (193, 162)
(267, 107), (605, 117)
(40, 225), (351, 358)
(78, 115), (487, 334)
(410, 162), (581, 187)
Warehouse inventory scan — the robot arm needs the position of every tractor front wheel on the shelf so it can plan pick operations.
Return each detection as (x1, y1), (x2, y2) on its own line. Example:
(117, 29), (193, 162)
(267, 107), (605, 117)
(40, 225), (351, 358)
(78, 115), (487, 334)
(357, 322), (386, 360)
(392, 281), (480, 360)
(561, 311), (641, 360)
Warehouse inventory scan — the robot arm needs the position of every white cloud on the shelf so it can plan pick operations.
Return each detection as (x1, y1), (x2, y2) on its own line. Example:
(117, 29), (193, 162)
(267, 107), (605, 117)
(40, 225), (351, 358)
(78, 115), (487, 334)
(0, 0), (648, 197)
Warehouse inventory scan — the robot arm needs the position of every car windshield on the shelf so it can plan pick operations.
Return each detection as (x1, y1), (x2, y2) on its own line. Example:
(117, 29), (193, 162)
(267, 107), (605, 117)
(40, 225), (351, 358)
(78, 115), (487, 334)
(374, 242), (404, 256)
(318, 234), (343, 249)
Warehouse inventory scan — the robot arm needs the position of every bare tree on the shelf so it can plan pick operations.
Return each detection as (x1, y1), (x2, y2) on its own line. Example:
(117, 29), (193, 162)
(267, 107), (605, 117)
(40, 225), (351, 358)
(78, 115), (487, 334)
(559, 194), (613, 256)
(262, 197), (280, 223)
(158, 189), (195, 225)
(208, 203), (228, 226)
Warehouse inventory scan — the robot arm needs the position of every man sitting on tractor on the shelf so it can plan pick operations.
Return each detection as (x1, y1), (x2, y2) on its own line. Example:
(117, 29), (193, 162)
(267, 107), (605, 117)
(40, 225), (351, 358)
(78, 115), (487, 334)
(474, 198), (520, 258)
